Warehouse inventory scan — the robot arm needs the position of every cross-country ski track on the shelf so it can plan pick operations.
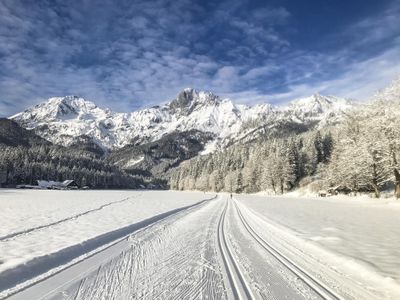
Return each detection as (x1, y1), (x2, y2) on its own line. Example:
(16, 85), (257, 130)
(1, 192), (399, 299)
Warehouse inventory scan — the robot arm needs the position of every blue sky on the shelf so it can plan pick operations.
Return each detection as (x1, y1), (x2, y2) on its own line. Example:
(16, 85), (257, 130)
(1, 0), (400, 116)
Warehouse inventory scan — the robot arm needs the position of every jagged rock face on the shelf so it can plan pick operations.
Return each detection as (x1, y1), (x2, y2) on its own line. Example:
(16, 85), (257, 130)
(169, 88), (220, 116)
(232, 94), (354, 146)
(10, 89), (354, 153)
(169, 89), (195, 111)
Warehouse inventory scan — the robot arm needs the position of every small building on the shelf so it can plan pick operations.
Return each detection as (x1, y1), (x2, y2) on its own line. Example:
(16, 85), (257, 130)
(37, 180), (59, 189)
(37, 180), (79, 190)
(62, 180), (79, 189)
(16, 184), (39, 189)
(327, 185), (352, 195)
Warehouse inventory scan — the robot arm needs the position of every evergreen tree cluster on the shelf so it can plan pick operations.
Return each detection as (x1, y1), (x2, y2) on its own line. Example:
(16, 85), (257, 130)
(170, 131), (333, 194)
(0, 144), (142, 188)
(170, 93), (400, 198)
(0, 119), (142, 188)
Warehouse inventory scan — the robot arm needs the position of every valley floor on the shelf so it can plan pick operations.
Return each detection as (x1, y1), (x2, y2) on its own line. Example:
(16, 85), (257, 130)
(0, 190), (399, 299)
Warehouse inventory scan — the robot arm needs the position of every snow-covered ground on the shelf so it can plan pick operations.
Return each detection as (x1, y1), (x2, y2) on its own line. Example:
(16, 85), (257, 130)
(0, 190), (212, 291)
(236, 194), (400, 297)
(1, 190), (400, 299)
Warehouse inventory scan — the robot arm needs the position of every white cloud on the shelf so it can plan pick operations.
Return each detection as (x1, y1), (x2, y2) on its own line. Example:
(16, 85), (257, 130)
(262, 46), (400, 103)
(0, 0), (399, 117)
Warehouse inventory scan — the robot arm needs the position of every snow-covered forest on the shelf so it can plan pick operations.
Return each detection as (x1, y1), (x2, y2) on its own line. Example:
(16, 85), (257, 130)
(2, 80), (400, 195)
(0, 145), (142, 188)
(0, 120), (143, 188)
(170, 81), (400, 198)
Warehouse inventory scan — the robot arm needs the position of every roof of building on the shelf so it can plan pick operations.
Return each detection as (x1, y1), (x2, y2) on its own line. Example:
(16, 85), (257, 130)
(62, 180), (76, 186)
(37, 180), (77, 187)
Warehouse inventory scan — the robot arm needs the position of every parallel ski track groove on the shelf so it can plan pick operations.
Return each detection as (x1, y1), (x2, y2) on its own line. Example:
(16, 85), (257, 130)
(217, 198), (254, 300)
(0, 195), (140, 242)
(1, 195), (218, 300)
(233, 200), (345, 300)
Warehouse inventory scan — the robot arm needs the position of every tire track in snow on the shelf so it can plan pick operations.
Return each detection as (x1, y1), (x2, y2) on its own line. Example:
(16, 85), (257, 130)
(233, 199), (344, 300)
(0, 195), (140, 242)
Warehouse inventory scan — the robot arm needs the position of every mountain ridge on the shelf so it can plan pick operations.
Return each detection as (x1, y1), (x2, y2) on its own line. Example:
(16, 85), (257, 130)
(10, 89), (354, 152)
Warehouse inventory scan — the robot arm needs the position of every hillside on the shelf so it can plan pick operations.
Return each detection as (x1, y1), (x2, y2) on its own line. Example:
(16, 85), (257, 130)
(170, 79), (400, 198)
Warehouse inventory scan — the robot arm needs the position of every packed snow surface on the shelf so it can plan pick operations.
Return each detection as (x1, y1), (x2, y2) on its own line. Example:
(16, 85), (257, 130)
(236, 194), (400, 285)
(1, 190), (399, 299)
(0, 189), (208, 274)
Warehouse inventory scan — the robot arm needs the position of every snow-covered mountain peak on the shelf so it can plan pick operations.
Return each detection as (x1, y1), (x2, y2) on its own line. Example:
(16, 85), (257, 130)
(50, 96), (100, 117)
(168, 88), (221, 115)
(11, 96), (102, 125)
(286, 93), (352, 116)
(49, 95), (97, 109)
(10, 89), (354, 150)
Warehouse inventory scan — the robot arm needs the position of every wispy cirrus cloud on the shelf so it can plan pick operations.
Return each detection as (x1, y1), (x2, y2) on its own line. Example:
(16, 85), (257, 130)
(0, 0), (291, 115)
(258, 1), (400, 103)
(0, 0), (399, 116)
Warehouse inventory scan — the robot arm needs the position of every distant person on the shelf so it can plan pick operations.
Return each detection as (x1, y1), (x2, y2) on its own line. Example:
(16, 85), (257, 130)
(230, 193), (232, 199)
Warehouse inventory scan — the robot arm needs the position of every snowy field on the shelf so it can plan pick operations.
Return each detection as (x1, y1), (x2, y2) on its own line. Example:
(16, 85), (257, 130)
(236, 194), (400, 295)
(0, 189), (213, 295)
(1, 189), (400, 299)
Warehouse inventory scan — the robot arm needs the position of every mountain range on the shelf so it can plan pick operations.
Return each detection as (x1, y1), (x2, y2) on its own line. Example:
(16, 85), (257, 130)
(3, 79), (400, 190)
(6, 89), (354, 178)
(11, 89), (353, 148)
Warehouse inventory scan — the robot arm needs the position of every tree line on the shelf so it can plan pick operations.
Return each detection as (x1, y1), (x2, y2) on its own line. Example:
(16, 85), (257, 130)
(169, 130), (333, 194)
(170, 86), (400, 198)
(0, 143), (142, 188)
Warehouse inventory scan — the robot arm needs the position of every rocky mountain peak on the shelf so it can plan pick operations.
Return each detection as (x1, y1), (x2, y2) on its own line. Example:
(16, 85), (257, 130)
(169, 88), (220, 114)
(48, 96), (97, 115)
(169, 89), (196, 110)
(9, 89), (353, 151)
(288, 93), (351, 112)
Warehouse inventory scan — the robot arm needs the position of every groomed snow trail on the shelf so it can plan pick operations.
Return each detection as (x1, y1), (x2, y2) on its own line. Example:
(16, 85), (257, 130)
(64, 197), (226, 300)
(216, 198), (255, 299)
(234, 197), (400, 300)
(3, 192), (396, 299)
(219, 196), (326, 300)
(4, 195), (225, 300)
(231, 199), (339, 300)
